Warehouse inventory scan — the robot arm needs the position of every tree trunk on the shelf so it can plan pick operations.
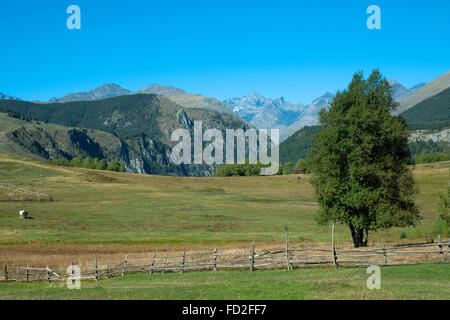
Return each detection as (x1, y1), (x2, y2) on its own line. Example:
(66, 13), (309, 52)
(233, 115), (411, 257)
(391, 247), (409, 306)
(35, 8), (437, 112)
(349, 224), (368, 248)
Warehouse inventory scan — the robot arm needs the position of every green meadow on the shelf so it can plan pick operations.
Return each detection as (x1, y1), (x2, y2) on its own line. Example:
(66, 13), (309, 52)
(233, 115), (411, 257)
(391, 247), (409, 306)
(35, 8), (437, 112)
(0, 264), (448, 300)
(0, 151), (448, 246)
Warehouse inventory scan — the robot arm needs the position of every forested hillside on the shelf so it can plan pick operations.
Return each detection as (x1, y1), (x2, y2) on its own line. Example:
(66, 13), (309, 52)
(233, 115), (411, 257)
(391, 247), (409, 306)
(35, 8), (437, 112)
(279, 125), (321, 163)
(400, 87), (450, 130)
(0, 94), (251, 176)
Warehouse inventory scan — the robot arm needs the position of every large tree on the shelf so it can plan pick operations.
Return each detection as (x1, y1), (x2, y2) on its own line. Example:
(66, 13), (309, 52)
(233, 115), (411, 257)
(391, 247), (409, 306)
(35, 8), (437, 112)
(309, 70), (420, 247)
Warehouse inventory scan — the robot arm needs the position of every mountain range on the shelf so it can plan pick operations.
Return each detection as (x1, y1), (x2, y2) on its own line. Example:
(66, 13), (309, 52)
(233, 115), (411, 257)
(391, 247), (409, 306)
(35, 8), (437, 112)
(279, 71), (450, 164)
(388, 80), (425, 101)
(1, 70), (448, 176)
(1, 74), (437, 143)
(223, 92), (335, 142)
(137, 84), (235, 116)
(43, 83), (236, 117)
(222, 78), (426, 142)
(393, 71), (450, 115)
(0, 94), (250, 176)
(47, 84), (131, 103)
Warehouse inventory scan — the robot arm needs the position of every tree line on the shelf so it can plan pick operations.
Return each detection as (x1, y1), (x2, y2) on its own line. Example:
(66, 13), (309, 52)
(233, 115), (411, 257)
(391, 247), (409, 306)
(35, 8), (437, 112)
(49, 156), (126, 172)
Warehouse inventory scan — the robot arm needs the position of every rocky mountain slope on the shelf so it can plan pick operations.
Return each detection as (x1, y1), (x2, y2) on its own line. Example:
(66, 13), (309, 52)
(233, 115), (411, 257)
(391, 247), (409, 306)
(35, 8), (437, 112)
(0, 94), (251, 176)
(395, 71), (450, 115)
(282, 92), (334, 140)
(400, 86), (450, 130)
(388, 80), (425, 101)
(137, 84), (235, 116)
(223, 92), (335, 142)
(223, 92), (305, 140)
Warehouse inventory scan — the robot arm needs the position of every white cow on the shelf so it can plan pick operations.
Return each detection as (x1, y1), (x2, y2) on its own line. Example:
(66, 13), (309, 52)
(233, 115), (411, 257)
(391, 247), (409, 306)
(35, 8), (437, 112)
(19, 210), (29, 219)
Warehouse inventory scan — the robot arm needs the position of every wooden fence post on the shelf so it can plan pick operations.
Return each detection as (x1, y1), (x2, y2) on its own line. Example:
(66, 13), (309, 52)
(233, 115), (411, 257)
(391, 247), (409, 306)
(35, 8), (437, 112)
(105, 261), (109, 279)
(16, 265), (19, 282)
(122, 254), (128, 276)
(332, 223), (337, 269)
(213, 248), (217, 272)
(4, 265), (8, 283)
(381, 239), (387, 264)
(285, 225), (292, 271)
(47, 266), (51, 283)
(250, 242), (255, 272)
(71, 262), (74, 280)
(438, 235), (444, 263)
(181, 251), (186, 274)
(94, 258), (98, 282)
(448, 238), (449, 262)
(162, 252), (168, 274)
(26, 264), (29, 283)
(150, 252), (156, 274)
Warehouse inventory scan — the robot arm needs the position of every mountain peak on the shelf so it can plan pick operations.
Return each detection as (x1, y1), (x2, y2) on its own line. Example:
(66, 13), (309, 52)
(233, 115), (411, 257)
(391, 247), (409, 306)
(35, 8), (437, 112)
(387, 80), (413, 102)
(388, 79), (399, 85)
(51, 83), (130, 103)
(97, 83), (126, 90)
(138, 84), (186, 95)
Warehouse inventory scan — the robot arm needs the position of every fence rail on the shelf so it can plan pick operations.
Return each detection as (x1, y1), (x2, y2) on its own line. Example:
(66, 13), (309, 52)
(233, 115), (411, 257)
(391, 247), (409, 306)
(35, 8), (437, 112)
(0, 183), (51, 200)
(1, 233), (449, 284)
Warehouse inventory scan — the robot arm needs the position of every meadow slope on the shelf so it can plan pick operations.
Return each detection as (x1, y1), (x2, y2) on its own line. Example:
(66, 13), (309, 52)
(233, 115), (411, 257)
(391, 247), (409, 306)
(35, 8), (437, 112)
(0, 151), (448, 265)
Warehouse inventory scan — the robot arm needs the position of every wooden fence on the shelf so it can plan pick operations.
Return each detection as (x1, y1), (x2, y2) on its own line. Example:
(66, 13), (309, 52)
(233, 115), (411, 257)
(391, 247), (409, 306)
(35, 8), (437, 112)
(1, 234), (449, 283)
(0, 183), (51, 201)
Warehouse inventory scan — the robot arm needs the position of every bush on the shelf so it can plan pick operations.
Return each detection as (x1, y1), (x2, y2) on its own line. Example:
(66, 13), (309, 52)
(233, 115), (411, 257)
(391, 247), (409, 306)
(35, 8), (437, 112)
(414, 152), (450, 164)
(214, 161), (269, 177)
(432, 182), (450, 237)
(49, 157), (126, 173)
(293, 159), (311, 174)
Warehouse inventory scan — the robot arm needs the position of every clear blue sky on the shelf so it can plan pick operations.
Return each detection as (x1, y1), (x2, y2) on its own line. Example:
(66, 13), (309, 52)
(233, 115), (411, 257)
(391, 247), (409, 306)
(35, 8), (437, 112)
(0, 0), (449, 104)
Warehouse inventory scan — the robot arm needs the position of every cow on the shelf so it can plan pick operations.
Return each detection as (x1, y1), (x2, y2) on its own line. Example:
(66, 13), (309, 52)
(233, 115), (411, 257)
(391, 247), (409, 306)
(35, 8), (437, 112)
(19, 210), (29, 219)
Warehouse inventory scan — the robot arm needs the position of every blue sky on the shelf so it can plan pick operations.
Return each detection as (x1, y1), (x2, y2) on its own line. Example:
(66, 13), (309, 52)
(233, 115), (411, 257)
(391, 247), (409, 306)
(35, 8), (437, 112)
(0, 0), (449, 104)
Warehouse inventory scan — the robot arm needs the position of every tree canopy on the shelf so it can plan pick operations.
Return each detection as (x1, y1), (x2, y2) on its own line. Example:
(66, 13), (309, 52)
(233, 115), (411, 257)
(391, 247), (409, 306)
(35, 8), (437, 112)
(309, 70), (420, 247)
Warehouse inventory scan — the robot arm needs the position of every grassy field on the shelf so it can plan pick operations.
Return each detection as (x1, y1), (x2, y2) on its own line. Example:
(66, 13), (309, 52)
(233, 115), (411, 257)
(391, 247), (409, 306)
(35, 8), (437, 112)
(0, 151), (449, 300)
(0, 264), (448, 300)
(0, 151), (448, 247)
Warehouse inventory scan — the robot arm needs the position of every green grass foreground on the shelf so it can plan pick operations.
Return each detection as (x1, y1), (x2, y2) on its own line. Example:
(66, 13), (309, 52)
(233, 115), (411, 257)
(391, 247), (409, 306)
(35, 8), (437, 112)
(0, 264), (448, 300)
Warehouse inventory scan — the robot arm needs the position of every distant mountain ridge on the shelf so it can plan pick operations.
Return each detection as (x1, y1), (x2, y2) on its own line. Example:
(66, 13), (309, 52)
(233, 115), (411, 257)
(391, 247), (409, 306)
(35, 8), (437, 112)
(388, 80), (425, 102)
(223, 92), (334, 142)
(223, 92), (305, 132)
(2, 71), (446, 145)
(0, 93), (19, 100)
(137, 84), (234, 116)
(279, 72), (450, 164)
(42, 83), (237, 118)
(282, 92), (335, 140)
(49, 84), (131, 103)
(395, 71), (450, 115)
(400, 86), (450, 130)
